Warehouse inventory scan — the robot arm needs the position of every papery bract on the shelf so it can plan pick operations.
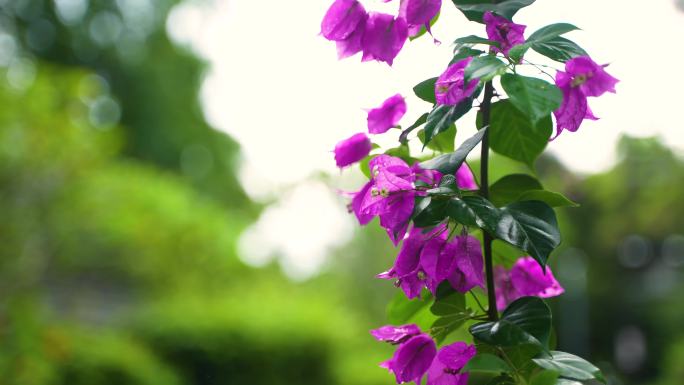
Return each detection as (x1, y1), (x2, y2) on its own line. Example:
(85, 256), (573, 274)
(381, 333), (437, 384)
(446, 235), (485, 292)
(495, 256), (565, 311)
(553, 56), (618, 137)
(399, 0), (442, 37)
(426, 342), (476, 385)
(334, 132), (372, 168)
(362, 13), (409, 66)
(354, 155), (416, 244)
(455, 164), (477, 190)
(435, 58), (479, 106)
(321, 0), (367, 41)
(368, 94), (408, 134)
(483, 11), (526, 56)
(370, 324), (421, 344)
(336, 15), (367, 59)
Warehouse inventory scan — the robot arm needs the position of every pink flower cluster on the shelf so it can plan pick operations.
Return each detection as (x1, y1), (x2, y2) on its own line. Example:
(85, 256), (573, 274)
(371, 324), (475, 385)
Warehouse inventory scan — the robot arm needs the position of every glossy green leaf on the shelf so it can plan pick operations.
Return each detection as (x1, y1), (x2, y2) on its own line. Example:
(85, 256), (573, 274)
(470, 297), (551, 349)
(419, 124), (456, 153)
(446, 195), (489, 227)
(517, 190), (579, 208)
(527, 23), (580, 45)
(451, 0), (535, 23)
(420, 127), (488, 174)
(385, 144), (416, 164)
(400, 113), (429, 144)
(486, 375), (517, 385)
(497, 201), (561, 267)
(555, 379), (582, 385)
(451, 47), (485, 64)
(501, 297), (552, 347)
(430, 290), (466, 316)
(423, 101), (474, 148)
(531, 36), (588, 63)
(483, 100), (552, 167)
(500, 74), (562, 124)
(430, 313), (470, 344)
(490, 174), (544, 207)
(465, 55), (508, 83)
(530, 370), (560, 385)
(454, 35), (500, 50)
(387, 290), (433, 324)
(414, 77), (438, 104)
(462, 354), (511, 373)
(413, 197), (449, 228)
(533, 351), (605, 383)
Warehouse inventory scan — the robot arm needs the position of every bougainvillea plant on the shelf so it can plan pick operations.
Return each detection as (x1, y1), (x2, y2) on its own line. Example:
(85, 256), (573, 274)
(324, 0), (618, 384)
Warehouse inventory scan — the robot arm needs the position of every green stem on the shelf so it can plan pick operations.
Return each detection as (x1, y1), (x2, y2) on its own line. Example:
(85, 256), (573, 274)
(480, 81), (499, 322)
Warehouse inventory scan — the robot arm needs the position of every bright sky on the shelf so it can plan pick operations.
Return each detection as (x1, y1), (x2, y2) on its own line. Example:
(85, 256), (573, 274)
(168, 0), (684, 279)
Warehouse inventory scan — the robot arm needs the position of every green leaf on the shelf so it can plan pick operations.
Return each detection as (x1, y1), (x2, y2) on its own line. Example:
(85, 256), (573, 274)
(418, 124), (456, 153)
(420, 127), (488, 174)
(451, 47), (485, 64)
(532, 351), (605, 383)
(387, 290), (433, 324)
(446, 195), (490, 227)
(454, 35), (500, 50)
(430, 290), (466, 316)
(430, 313), (470, 344)
(410, 12), (440, 41)
(483, 100), (552, 167)
(500, 74), (562, 124)
(530, 370), (560, 385)
(414, 77), (438, 104)
(462, 354), (511, 373)
(413, 197), (449, 228)
(490, 174), (544, 207)
(422, 86), (481, 147)
(501, 297), (552, 347)
(451, 0), (535, 23)
(400, 113), (429, 144)
(470, 297), (551, 349)
(486, 375), (517, 385)
(490, 175), (578, 208)
(359, 155), (373, 178)
(516, 190), (578, 208)
(385, 144), (416, 164)
(531, 36), (588, 63)
(465, 55), (508, 83)
(555, 380), (583, 385)
(527, 23), (580, 45)
(509, 23), (579, 60)
(497, 201), (561, 267)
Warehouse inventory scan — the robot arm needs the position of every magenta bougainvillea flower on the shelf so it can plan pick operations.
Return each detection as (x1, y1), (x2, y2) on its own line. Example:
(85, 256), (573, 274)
(352, 155), (416, 244)
(483, 11), (526, 56)
(379, 332), (437, 384)
(455, 164), (478, 190)
(426, 342), (476, 385)
(361, 13), (409, 66)
(336, 16), (367, 59)
(367, 94), (408, 134)
(494, 256), (565, 311)
(321, 0), (368, 41)
(553, 56), (618, 137)
(378, 227), (484, 299)
(334, 132), (372, 168)
(370, 324), (421, 344)
(435, 57), (479, 106)
(399, 0), (442, 37)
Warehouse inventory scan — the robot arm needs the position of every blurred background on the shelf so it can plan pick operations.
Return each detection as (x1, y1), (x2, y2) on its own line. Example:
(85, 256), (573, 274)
(0, 0), (683, 384)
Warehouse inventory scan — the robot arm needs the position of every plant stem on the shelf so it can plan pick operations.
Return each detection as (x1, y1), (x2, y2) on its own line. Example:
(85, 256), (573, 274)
(480, 81), (499, 322)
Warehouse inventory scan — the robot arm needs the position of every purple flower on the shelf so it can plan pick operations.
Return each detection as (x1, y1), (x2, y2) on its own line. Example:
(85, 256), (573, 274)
(380, 333), (437, 384)
(361, 13), (409, 66)
(370, 324), (422, 344)
(334, 132), (372, 168)
(483, 11), (526, 56)
(435, 58), (479, 106)
(368, 94), (408, 134)
(445, 235), (485, 292)
(553, 56), (618, 137)
(321, 0), (367, 41)
(495, 256), (564, 311)
(352, 155), (416, 244)
(379, 228), (484, 298)
(336, 15), (367, 59)
(455, 164), (477, 190)
(399, 0), (442, 37)
(426, 342), (476, 385)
